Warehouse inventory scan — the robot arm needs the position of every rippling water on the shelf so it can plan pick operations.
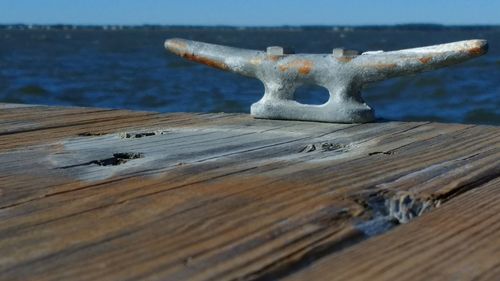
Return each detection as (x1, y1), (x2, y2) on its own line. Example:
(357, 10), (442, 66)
(0, 27), (499, 125)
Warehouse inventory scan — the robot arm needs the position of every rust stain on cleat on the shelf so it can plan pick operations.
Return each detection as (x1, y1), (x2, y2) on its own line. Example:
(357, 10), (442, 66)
(278, 60), (314, 75)
(419, 57), (432, 64)
(164, 38), (488, 123)
(182, 53), (230, 71)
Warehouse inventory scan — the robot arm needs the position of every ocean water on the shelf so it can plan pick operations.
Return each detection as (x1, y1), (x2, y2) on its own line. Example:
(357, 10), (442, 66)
(0, 27), (499, 125)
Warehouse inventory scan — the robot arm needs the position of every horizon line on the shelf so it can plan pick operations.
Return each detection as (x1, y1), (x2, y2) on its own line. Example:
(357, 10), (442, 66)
(2, 23), (500, 28)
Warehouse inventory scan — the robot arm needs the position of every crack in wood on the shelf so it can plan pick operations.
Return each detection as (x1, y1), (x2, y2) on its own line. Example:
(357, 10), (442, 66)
(58, 152), (144, 169)
(299, 142), (350, 153)
(239, 174), (500, 280)
(77, 132), (108, 137)
(120, 130), (169, 139)
(368, 151), (393, 156)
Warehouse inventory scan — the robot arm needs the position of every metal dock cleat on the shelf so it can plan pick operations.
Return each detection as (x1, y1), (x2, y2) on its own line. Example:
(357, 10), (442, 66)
(165, 38), (488, 123)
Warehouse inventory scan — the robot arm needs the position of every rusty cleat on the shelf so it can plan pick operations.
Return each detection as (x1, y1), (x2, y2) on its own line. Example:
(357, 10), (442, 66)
(165, 38), (488, 123)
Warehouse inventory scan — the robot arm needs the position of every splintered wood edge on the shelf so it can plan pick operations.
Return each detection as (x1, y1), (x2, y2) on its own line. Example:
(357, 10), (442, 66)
(284, 177), (500, 281)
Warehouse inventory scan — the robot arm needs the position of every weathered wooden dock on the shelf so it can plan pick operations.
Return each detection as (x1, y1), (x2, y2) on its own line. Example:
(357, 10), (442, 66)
(0, 103), (499, 281)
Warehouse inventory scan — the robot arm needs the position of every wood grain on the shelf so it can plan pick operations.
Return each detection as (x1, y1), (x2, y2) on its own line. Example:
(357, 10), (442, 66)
(285, 177), (500, 281)
(0, 103), (498, 281)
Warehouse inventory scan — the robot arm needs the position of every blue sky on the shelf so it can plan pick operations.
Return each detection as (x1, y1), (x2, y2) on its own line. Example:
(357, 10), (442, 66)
(1, 0), (499, 26)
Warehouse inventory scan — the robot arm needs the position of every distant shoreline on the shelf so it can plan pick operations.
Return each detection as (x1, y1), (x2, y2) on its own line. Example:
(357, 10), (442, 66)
(1, 23), (500, 31)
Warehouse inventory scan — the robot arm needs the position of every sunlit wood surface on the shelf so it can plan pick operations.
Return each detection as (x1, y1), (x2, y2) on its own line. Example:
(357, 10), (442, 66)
(0, 103), (498, 281)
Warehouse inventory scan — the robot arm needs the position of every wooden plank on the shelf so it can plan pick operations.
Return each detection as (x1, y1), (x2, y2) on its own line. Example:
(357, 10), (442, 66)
(285, 177), (500, 281)
(0, 104), (498, 280)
